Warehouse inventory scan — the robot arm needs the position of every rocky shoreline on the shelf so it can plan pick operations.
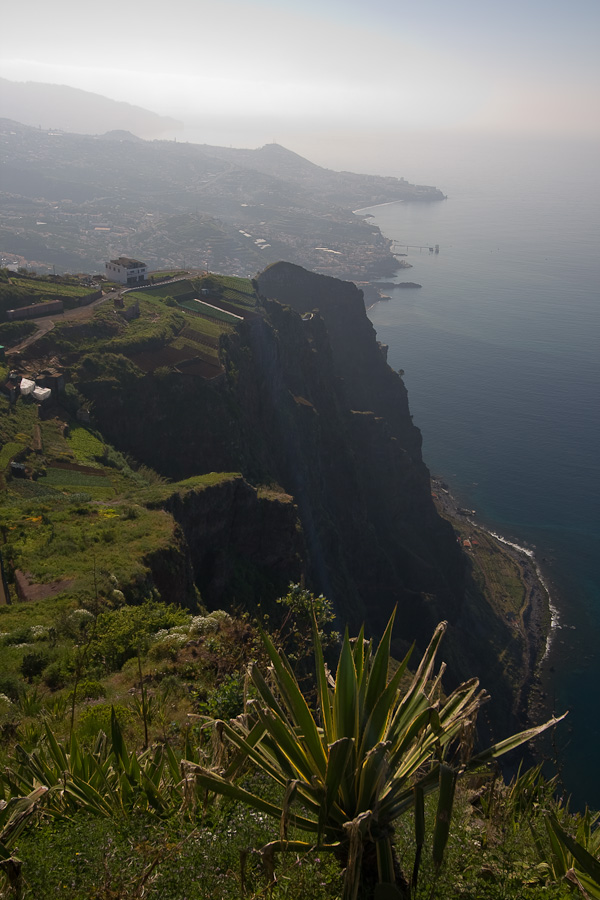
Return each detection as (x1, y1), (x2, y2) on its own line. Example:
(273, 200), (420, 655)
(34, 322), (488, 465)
(431, 476), (553, 727)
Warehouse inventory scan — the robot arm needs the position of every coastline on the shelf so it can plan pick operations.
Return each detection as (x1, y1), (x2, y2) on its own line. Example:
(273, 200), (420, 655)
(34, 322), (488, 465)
(360, 212), (556, 728)
(363, 167), (599, 808)
(431, 475), (555, 726)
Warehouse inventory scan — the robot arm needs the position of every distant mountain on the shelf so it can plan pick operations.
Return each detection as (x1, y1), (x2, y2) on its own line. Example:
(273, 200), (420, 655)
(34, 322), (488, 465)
(0, 78), (182, 138)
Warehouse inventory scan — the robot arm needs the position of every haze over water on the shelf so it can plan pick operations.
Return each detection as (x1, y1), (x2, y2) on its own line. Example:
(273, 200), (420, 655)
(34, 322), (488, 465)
(360, 134), (600, 809)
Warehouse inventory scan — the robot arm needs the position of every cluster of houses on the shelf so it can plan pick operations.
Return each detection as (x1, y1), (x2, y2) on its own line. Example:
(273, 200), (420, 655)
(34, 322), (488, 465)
(1, 367), (64, 410)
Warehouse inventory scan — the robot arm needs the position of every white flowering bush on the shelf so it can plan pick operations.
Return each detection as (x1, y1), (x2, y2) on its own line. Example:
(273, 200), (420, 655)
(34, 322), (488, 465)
(67, 608), (94, 632)
(189, 616), (218, 636)
(189, 611), (231, 636)
(167, 624), (191, 636)
(30, 625), (49, 642)
(148, 630), (188, 662)
(208, 610), (232, 625)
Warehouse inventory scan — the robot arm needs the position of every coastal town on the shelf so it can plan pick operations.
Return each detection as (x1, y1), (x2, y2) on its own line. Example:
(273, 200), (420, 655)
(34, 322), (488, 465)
(0, 120), (443, 283)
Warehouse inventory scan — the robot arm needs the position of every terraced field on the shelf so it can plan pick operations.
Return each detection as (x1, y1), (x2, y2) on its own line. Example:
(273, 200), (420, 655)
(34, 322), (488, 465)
(44, 466), (115, 498)
(177, 298), (242, 323)
(215, 275), (256, 307)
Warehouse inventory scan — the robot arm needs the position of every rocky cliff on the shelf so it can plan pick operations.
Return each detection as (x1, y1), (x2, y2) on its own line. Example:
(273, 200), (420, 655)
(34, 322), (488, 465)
(146, 475), (305, 613)
(77, 262), (524, 728)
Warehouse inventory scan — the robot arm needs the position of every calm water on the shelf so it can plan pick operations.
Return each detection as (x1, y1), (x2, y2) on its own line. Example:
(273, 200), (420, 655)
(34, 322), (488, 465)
(359, 135), (600, 808)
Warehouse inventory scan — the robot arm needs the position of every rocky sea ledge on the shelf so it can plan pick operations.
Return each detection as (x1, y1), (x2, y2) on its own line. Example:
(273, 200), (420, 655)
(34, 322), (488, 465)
(431, 476), (554, 730)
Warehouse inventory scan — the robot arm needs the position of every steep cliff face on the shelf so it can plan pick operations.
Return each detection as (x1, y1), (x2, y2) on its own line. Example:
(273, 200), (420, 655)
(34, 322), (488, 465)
(80, 263), (459, 631)
(77, 262), (522, 725)
(149, 476), (305, 611)
(252, 263), (466, 637)
(257, 262), (423, 459)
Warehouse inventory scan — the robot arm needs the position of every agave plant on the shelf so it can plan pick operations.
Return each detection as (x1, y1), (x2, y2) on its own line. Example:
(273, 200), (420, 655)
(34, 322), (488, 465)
(541, 809), (600, 898)
(190, 611), (564, 900)
(2, 712), (188, 820)
(0, 785), (49, 898)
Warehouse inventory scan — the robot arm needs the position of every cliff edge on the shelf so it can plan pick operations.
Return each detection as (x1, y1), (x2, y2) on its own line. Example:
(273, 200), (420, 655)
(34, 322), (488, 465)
(67, 262), (528, 730)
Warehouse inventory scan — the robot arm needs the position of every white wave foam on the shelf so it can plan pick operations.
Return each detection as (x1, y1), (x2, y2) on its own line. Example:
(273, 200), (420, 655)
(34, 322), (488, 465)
(484, 527), (560, 658)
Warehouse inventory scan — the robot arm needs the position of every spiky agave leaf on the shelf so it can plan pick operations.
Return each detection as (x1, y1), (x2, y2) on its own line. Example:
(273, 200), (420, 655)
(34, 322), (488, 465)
(547, 813), (600, 898)
(193, 609), (565, 898)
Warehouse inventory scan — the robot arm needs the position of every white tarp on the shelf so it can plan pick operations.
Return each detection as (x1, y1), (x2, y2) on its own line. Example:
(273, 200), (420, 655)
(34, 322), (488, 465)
(32, 386), (52, 402)
(19, 378), (35, 396)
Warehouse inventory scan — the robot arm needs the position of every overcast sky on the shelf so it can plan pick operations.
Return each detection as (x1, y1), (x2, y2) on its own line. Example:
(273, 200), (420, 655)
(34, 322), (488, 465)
(2, 0), (599, 142)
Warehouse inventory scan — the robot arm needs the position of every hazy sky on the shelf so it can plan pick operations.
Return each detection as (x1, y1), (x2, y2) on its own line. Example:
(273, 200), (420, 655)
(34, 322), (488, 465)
(2, 0), (599, 140)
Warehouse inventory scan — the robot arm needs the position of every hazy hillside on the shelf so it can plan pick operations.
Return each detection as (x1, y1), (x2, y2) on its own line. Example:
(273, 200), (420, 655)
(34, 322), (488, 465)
(0, 78), (182, 138)
(0, 118), (443, 278)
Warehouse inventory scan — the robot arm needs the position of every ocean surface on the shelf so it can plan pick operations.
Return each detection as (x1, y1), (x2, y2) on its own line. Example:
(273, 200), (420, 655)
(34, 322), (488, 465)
(358, 135), (600, 809)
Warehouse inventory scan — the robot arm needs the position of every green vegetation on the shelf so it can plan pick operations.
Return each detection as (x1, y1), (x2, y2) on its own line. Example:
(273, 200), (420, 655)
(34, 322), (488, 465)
(0, 442), (25, 472)
(0, 321), (37, 347)
(66, 425), (106, 467)
(149, 270), (189, 280)
(0, 387), (182, 611)
(0, 274), (97, 319)
(192, 610), (562, 899)
(211, 274), (257, 307)
(178, 315), (230, 339)
(177, 298), (241, 323)
(12, 272), (253, 375)
(0, 597), (591, 900)
(137, 274), (257, 311)
(43, 467), (114, 492)
(134, 280), (195, 302)
(31, 295), (185, 357)
(13, 277), (98, 300)
(543, 808), (600, 897)
(0, 498), (175, 598)
(141, 472), (241, 507)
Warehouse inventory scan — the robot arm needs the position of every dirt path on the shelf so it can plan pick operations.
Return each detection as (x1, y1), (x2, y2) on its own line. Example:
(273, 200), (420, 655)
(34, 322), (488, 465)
(6, 275), (194, 357)
(6, 290), (120, 356)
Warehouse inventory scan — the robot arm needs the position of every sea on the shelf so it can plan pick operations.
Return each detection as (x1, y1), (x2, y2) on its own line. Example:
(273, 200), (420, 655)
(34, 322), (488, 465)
(355, 133), (600, 810)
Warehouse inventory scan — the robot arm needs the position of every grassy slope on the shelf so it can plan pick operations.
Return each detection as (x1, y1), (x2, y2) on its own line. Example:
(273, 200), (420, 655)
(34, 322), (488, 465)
(0, 272), (98, 319)
(0, 272), (261, 755)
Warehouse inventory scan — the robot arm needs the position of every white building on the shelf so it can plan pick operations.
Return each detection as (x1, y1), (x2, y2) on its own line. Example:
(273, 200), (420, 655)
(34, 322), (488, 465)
(105, 257), (148, 285)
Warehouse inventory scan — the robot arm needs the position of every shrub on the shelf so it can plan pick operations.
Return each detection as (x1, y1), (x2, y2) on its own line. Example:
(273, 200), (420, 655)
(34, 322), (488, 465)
(42, 657), (72, 691)
(76, 703), (134, 744)
(4, 626), (32, 646)
(189, 614), (221, 636)
(63, 608), (95, 639)
(203, 673), (245, 720)
(90, 600), (189, 672)
(30, 624), (50, 642)
(148, 631), (188, 662)
(21, 649), (50, 681)
(0, 673), (22, 703)
(0, 320), (36, 347)
(71, 679), (106, 701)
